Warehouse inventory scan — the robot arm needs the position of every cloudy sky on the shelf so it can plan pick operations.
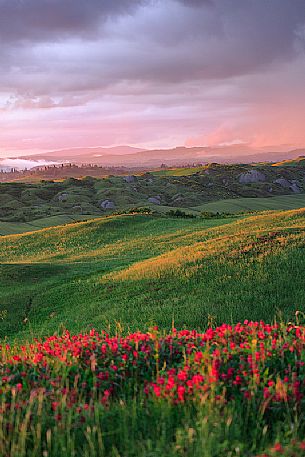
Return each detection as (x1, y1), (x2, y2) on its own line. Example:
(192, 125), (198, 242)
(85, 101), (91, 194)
(0, 0), (305, 157)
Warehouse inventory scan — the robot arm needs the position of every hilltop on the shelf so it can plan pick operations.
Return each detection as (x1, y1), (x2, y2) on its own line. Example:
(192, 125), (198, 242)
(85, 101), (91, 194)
(272, 155), (305, 167)
(9, 145), (145, 164)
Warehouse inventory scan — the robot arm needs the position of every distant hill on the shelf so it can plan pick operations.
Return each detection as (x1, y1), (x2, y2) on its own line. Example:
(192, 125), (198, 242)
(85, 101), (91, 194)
(16, 145), (146, 164)
(1, 161), (305, 224)
(15, 144), (305, 168)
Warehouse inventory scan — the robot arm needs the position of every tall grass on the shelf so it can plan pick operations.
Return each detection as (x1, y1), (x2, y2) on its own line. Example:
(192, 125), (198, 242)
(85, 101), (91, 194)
(0, 210), (305, 339)
(1, 323), (305, 456)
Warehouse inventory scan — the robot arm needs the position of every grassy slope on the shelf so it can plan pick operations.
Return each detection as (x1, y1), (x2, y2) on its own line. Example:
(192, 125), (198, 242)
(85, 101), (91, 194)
(1, 208), (305, 340)
(153, 166), (206, 176)
(272, 156), (305, 167)
(192, 193), (305, 213)
(0, 215), (235, 338)
(0, 214), (100, 235)
(2, 194), (305, 236)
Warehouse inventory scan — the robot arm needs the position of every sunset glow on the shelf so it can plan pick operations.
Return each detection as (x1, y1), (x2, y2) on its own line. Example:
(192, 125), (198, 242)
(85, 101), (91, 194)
(0, 0), (305, 158)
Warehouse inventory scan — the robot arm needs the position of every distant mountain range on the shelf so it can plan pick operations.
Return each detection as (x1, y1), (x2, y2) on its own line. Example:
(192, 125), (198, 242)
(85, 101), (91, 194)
(19, 145), (146, 162)
(6, 144), (305, 169)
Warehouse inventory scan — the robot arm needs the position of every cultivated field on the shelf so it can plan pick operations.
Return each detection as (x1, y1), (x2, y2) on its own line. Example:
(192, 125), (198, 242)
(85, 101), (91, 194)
(193, 193), (305, 213)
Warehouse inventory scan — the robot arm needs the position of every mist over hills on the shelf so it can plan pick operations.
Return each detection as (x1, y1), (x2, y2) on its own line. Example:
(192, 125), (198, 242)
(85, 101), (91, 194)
(12, 144), (305, 169)
(16, 146), (145, 164)
(0, 146), (145, 171)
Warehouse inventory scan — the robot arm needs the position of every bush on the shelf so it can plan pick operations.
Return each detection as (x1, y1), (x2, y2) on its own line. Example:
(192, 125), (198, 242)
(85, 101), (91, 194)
(167, 209), (196, 218)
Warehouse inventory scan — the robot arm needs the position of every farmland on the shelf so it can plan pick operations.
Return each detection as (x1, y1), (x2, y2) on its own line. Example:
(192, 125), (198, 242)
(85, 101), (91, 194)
(193, 193), (305, 213)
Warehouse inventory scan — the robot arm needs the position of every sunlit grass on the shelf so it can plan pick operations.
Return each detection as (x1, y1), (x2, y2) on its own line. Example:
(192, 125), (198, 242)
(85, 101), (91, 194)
(0, 209), (305, 340)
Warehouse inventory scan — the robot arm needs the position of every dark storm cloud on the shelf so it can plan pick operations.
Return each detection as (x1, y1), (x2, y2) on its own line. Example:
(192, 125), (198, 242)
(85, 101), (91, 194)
(0, 0), (304, 87)
(176, 0), (213, 6)
(0, 0), (148, 41)
(1, 0), (305, 155)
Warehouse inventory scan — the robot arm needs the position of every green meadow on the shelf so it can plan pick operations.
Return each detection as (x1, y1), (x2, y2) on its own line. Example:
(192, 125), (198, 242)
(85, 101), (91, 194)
(0, 214), (100, 236)
(1, 171), (305, 456)
(192, 193), (305, 213)
(1, 201), (305, 456)
(1, 208), (305, 340)
(1, 192), (305, 236)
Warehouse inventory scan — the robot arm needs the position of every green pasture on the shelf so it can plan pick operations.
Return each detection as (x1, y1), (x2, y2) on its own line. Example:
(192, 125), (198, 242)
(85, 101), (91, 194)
(0, 208), (304, 340)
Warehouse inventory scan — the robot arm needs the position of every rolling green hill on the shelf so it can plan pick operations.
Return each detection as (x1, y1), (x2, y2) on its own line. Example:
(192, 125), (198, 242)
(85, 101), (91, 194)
(1, 208), (305, 340)
(272, 156), (305, 167)
(1, 161), (305, 230)
(192, 193), (305, 213)
(0, 214), (100, 235)
(1, 206), (305, 457)
(2, 193), (305, 236)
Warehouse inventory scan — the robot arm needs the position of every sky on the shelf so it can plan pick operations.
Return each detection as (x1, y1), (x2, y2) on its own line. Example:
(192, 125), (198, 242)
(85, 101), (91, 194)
(0, 0), (305, 158)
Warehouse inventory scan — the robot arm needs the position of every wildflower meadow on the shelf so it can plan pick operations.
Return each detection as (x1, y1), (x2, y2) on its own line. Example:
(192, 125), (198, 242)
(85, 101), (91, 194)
(1, 321), (305, 456)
